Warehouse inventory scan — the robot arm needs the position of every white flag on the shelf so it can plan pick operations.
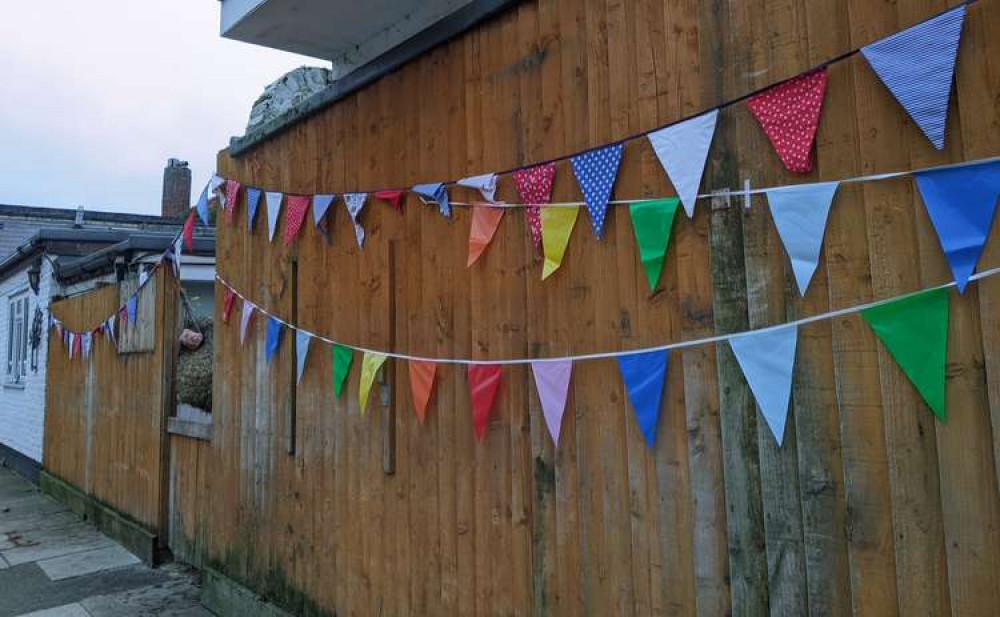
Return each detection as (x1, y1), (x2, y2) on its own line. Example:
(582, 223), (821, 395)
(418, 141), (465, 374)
(240, 301), (256, 345)
(344, 193), (367, 248)
(296, 330), (312, 384)
(458, 173), (499, 203)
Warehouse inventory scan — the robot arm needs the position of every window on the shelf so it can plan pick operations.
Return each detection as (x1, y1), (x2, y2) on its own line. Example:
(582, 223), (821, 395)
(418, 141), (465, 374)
(7, 293), (30, 383)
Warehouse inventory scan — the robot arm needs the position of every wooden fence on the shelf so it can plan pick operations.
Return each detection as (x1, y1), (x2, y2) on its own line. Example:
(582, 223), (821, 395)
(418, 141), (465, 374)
(120, 0), (1000, 615)
(45, 270), (177, 537)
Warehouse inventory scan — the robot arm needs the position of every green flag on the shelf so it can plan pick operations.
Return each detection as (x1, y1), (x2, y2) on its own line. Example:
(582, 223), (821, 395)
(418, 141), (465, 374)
(861, 287), (949, 419)
(629, 198), (680, 291)
(332, 344), (354, 398)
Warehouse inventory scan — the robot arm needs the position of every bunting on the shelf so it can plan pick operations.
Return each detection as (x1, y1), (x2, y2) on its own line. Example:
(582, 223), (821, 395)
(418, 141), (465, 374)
(861, 5), (965, 149)
(296, 330), (311, 384)
(375, 189), (405, 212)
(313, 194), (335, 235)
(514, 163), (556, 248)
(766, 181), (840, 296)
(195, 183), (211, 226)
(531, 360), (572, 446)
(265, 317), (283, 362)
(71, 332), (81, 359)
(747, 69), (828, 173)
(246, 188), (263, 233)
(458, 173), (498, 203)
(359, 352), (387, 414)
(468, 364), (502, 442)
(265, 192), (283, 242)
(541, 206), (579, 279)
(105, 316), (116, 345)
(861, 288), (949, 419)
(648, 110), (718, 217)
(343, 192), (367, 247)
(81, 332), (93, 360)
(914, 160), (1000, 293)
(467, 205), (505, 267)
(283, 195), (311, 245)
(628, 198), (680, 291)
(408, 360), (437, 423)
(224, 180), (241, 225)
(222, 288), (236, 324)
(571, 143), (624, 238)
(730, 326), (798, 446)
(181, 210), (196, 252)
(412, 183), (451, 217)
(239, 301), (255, 345)
(332, 344), (353, 398)
(617, 350), (668, 447)
(127, 296), (137, 326)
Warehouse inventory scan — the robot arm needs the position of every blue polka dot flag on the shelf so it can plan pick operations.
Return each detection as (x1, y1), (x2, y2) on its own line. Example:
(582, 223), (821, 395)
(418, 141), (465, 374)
(861, 5), (965, 150)
(571, 143), (624, 239)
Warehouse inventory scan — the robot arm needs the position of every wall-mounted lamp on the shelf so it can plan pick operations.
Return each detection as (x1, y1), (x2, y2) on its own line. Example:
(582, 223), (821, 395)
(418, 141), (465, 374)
(27, 261), (41, 295)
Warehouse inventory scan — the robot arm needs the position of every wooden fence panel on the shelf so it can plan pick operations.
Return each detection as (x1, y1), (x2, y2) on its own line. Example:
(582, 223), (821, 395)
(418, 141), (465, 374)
(164, 1), (1000, 615)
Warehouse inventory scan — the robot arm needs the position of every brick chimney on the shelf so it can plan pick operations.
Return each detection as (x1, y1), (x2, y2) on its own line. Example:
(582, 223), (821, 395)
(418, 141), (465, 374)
(161, 158), (192, 219)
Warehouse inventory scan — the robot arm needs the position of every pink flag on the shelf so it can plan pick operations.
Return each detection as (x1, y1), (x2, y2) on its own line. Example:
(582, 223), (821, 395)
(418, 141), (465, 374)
(283, 195), (311, 245)
(531, 360), (573, 446)
(747, 68), (828, 173)
(513, 163), (556, 248)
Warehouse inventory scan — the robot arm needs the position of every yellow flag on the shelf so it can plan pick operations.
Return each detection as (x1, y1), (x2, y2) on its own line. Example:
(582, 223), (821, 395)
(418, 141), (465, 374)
(541, 206), (579, 279)
(359, 352), (388, 415)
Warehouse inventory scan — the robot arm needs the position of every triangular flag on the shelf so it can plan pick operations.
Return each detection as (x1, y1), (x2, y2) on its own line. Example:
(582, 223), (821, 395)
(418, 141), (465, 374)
(617, 350), (668, 447)
(240, 301), (255, 345)
(265, 318), (283, 363)
(468, 205), (505, 267)
(81, 332), (93, 360)
(359, 352), (387, 415)
(265, 192), (283, 242)
(332, 344), (353, 398)
(138, 269), (149, 289)
(195, 183), (211, 226)
(208, 175), (225, 202)
(412, 183), (451, 218)
(915, 160), (1000, 293)
(127, 295), (138, 325)
(224, 180), (241, 225)
(648, 110), (718, 217)
(730, 326), (798, 446)
(375, 189), (405, 212)
(246, 188), (263, 233)
(283, 195), (311, 245)
(182, 210), (196, 252)
(531, 360), (572, 446)
(861, 287), (949, 419)
(118, 306), (128, 329)
(343, 192), (368, 247)
(541, 206), (579, 279)
(170, 238), (182, 278)
(861, 5), (965, 149)
(571, 143), (624, 238)
(458, 173), (498, 203)
(222, 288), (236, 324)
(408, 360), (437, 423)
(766, 181), (840, 296)
(313, 194), (335, 233)
(747, 69), (828, 173)
(296, 330), (312, 384)
(105, 316), (116, 345)
(71, 332), (81, 359)
(514, 163), (556, 248)
(468, 364), (502, 442)
(629, 198), (680, 291)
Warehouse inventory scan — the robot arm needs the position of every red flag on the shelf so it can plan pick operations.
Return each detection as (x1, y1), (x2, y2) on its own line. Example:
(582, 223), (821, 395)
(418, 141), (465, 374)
(375, 189), (406, 212)
(119, 306), (129, 328)
(513, 163), (555, 248)
(468, 364), (502, 441)
(408, 360), (437, 423)
(283, 195), (311, 245)
(747, 68), (828, 173)
(222, 288), (237, 324)
(224, 180), (242, 225)
(72, 332), (82, 359)
(181, 209), (196, 252)
(467, 205), (504, 267)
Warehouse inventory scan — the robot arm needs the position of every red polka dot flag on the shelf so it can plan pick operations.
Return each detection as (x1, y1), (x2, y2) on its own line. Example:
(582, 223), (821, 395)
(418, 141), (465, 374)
(513, 162), (556, 248)
(747, 68), (828, 173)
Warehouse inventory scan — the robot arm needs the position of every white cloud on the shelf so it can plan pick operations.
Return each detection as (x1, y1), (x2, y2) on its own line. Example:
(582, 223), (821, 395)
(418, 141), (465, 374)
(0, 0), (320, 214)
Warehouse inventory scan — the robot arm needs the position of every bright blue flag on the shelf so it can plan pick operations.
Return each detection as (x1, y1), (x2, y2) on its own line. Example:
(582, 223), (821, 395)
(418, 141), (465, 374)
(617, 349), (669, 448)
(412, 183), (451, 218)
(127, 295), (138, 325)
(265, 317), (283, 363)
(861, 5), (965, 149)
(915, 160), (1000, 293)
(246, 188), (263, 233)
(195, 184), (211, 226)
(571, 143), (624, 238)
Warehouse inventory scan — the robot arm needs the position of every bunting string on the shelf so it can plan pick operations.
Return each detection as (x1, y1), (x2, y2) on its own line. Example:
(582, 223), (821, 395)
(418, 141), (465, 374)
(215, 263), (1000, 366)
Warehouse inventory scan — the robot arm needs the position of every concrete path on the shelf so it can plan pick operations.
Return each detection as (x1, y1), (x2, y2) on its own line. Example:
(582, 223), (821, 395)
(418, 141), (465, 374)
(0, 467), (212, 617)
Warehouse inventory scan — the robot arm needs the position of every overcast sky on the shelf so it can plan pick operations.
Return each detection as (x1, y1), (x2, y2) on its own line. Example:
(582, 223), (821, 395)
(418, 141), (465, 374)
(0, 1), (319, 215)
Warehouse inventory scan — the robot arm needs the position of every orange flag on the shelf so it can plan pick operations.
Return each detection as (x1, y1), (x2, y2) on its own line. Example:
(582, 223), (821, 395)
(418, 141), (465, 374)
(408, 360), (437, 423)
(467, 205), (504, 267)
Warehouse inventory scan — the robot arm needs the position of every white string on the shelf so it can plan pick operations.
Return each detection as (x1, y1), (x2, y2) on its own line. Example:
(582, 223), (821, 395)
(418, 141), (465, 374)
(218, 264), (1000, 366)
(421, 155), (1000, 209)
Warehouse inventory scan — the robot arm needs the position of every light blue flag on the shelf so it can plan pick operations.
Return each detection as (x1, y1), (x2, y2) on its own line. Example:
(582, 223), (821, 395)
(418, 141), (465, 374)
(571, 143), (624, 238)
(296, 330), (312, 384)
(915, 160), (1000, 293)
(412, 183), (451, 218)
(730, 326), (798, 446)
(246, 188), (263, 233)
(312, 194), (336, 234)
(861, 5), (965, 149)
(617, 349), (669, 448)
(766, 181), (840, 296)
(195, 183), (211, 226)
(265, 192), (283, 242)
(265, 317), (283, 363)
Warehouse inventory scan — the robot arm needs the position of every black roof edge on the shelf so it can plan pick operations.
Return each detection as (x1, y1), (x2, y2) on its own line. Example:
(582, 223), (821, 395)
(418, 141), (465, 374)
(53, 233), (216, 282)
(228, 0), (522, 157)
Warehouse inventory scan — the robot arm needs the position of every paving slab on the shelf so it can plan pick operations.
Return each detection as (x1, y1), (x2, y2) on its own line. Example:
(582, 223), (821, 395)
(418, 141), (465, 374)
(1, 525), (116, 566)
(16, 603), (90, 617)
(37, 544), (141, 582)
